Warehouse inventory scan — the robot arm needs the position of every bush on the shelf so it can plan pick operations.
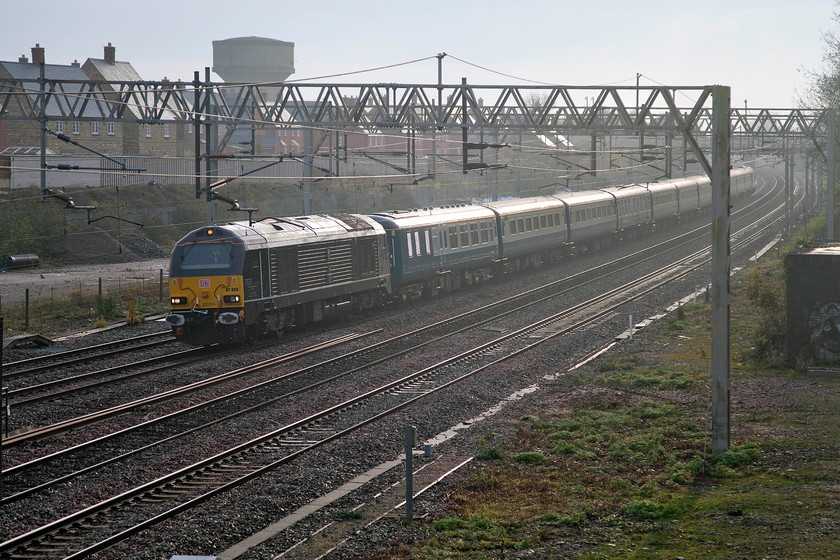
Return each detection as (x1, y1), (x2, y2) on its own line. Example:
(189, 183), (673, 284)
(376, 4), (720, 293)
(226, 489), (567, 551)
(95, 295), (120, 320)
(743, 267), (786, 360)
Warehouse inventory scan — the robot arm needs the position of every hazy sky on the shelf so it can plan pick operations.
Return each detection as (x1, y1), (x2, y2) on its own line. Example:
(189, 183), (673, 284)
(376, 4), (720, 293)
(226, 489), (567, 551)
(1, 0), (836, 108)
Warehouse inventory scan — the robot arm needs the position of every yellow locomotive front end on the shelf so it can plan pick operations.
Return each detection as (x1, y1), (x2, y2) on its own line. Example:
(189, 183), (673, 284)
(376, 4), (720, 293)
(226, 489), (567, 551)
(166, 227), (247, 345)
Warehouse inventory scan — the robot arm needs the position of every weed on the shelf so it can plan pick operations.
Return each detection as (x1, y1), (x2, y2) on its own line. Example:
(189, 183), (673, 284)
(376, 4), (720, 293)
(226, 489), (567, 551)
(537, 510), (586, 527)
(476, 446), (503, 460)
(512, 452), (545, 465)
(336, 509), (363, 520)
(622, 499), (667, 520)
(710, 442), (761, 470)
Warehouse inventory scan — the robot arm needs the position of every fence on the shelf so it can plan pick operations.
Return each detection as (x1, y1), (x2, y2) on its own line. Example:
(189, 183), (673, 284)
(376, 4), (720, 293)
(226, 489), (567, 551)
(0, 269), (169, 333)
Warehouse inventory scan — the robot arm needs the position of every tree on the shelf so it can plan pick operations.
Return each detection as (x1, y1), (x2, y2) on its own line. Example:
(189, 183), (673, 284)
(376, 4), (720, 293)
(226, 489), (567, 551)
(801, 6), (840, 109)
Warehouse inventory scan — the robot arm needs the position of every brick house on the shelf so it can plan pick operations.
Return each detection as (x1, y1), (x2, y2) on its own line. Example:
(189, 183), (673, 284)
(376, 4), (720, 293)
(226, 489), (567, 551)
(0, 44), (180, 158)
(81, 43), (179, 157)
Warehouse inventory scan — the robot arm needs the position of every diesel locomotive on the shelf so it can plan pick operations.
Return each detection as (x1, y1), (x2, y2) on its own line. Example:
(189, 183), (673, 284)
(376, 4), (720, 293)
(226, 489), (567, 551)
(165, 167), (754, 345)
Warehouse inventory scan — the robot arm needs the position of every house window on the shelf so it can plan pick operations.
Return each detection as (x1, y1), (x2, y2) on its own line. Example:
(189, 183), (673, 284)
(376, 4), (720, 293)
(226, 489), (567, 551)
(91, 121), (99, 135)
(145, 124), (152, 138)
(163, 124), (170, 138)
(56, 121), (64, 134)
(107, 122), (115, 135)
(72, 121), (80, 134)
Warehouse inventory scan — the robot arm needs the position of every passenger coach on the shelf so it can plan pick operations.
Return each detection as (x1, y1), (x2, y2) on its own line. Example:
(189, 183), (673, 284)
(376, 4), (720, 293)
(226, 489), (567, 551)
(368, 204), (499, 299)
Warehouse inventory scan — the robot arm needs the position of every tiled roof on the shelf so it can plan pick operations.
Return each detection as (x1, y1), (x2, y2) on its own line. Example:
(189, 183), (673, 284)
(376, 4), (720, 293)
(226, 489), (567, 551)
(0, 61), (102, 118)
(84, 58), (143, 82)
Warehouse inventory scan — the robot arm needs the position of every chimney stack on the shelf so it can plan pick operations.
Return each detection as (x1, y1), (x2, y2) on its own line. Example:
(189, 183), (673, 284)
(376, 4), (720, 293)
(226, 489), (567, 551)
(71, 59), (80, 68)
(104, 42), (115, 64)
(18, 54), (29, 63)
(31, 44), (45, 65)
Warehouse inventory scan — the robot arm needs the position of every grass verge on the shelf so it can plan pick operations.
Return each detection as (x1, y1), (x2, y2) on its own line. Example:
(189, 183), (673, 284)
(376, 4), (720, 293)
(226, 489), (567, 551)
(368, 232), (840, 559)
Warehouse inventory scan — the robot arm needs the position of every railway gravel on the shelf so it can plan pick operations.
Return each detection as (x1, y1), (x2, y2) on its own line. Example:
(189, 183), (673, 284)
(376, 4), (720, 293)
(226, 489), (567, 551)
(1, 204), (771, 559)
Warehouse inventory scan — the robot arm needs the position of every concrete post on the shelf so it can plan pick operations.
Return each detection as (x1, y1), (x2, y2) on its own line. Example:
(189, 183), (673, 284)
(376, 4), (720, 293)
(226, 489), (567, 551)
(710, 85), (731, 453)
(828, 109), (835, 241)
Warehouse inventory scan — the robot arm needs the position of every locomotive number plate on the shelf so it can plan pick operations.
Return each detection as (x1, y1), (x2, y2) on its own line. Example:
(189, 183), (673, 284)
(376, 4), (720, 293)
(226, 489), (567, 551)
(199, 279), (211, 288)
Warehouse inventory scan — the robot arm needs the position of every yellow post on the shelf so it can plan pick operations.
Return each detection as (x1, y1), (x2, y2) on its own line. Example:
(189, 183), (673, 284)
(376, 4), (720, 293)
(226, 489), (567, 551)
(127, 300), (136, 325)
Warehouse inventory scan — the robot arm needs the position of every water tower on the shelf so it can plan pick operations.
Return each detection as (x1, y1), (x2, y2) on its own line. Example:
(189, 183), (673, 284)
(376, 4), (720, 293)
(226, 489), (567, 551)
(212, 36), (294, 83)
(211, 37), (295, 155)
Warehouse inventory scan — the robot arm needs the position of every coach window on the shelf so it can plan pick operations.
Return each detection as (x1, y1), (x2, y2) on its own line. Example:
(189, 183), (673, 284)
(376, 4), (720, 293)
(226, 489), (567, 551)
(480, 223), (489, 243)
(460, 225), (469, 247)
(517, 218), (525, 233)
(449, 226), (459, 248)
(470, 223), (479, 245)
(415, 231), (422, 255)
(425, 230), (432, 254)
(510, 220), (517, 234)
(540, 215), (547, 228)
(525, 218), (532, 232)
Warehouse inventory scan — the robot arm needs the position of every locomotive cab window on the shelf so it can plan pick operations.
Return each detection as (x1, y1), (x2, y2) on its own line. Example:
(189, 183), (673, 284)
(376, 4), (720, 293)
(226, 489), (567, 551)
(180, 242), (233, 270)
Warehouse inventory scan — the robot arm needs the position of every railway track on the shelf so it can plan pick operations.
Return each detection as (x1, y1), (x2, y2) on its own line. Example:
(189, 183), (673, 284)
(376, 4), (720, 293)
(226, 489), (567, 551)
(3, 330), (175, 380)
(0, 174), (795, 559)
(3, 177), (778, 454)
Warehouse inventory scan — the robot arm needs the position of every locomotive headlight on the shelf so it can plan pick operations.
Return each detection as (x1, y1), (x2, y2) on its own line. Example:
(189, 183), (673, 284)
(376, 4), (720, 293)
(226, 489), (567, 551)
(171, 296), (188, 305)
(223, 295), (241, 304)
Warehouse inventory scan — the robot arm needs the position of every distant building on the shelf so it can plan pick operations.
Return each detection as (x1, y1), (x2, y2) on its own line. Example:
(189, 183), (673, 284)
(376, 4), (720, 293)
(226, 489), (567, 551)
(81, 43), (180, 157)
(0, 43), (180, 158)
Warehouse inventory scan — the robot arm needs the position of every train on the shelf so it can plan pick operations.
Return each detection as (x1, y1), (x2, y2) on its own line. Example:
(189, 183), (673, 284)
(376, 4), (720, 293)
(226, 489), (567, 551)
(165, 167), (754, 345)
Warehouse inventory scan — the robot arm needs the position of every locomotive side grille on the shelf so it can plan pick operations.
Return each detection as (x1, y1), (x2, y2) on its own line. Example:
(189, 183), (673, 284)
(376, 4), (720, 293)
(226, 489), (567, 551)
(269, 248), (298, 295)
(298, 242), (354, 289)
